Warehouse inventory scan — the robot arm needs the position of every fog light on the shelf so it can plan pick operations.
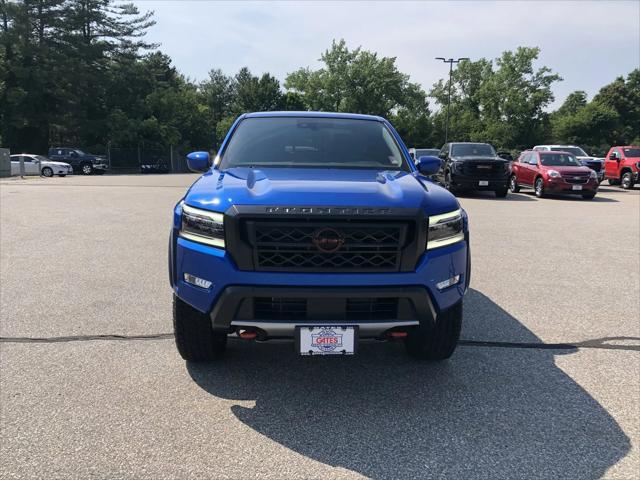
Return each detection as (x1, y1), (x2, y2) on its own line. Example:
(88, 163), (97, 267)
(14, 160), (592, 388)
(183, 273), (212, 289)
(436, 275), (460, 290)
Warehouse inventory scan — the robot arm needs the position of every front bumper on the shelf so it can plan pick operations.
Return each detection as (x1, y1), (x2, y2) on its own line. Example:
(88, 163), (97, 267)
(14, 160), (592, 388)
(546, 177), (598, 193)
(170, 232), (469, 336)
(93, 163), (109, 171)
(451, 172), (509, 190)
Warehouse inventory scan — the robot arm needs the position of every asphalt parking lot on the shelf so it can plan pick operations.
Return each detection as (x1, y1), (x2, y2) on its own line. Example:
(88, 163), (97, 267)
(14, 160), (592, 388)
(1, 174), (638, 479)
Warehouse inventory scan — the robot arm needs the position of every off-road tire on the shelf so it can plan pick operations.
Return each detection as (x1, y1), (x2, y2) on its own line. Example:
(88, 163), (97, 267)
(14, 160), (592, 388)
(405, 301), (462, 360)
(621, 172), (634, 190)
(173, 295), (227, 361)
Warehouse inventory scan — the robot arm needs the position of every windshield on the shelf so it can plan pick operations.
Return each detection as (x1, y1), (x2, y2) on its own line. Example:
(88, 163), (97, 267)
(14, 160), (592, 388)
(415, 149), (440, 158)
(540, 153), (581, 167)
(623, 148), (640, 158)
(35, 155), (49, 162)
(74, 149), (86, 155)
(550, 146), (587, 156)
(219, 117), (408, 170)
(451, 144), (495, 157)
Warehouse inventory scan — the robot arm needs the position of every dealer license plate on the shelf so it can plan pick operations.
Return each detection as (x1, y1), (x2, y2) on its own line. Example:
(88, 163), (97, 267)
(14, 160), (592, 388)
(479, 180), (489, 186)
(297, 326), (357, 356)
(572, 185), (582, 190)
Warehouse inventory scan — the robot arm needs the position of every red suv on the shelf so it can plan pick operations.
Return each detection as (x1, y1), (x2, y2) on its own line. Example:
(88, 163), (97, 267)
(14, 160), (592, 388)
(604, 146), (640, 189)
(510, 150), (598, 199)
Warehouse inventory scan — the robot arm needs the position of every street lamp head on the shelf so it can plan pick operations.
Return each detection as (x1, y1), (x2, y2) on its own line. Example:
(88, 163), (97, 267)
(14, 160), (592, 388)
(457, 57), (470, 62)
(435, 57), (446, 61)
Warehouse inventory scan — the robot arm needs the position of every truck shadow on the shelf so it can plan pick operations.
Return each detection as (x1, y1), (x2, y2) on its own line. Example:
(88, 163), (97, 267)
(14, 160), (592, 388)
(187, 289), (630, 479)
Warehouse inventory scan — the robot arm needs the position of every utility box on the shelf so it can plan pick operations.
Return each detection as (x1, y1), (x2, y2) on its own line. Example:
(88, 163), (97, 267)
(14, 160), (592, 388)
(0, 148), (10, 178)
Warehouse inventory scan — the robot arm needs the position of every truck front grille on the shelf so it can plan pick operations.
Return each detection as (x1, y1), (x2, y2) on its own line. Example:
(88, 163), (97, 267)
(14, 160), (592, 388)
(461, 161), (507, 177)
(252, 296), (399, 321)
(245, 221), (408, 272)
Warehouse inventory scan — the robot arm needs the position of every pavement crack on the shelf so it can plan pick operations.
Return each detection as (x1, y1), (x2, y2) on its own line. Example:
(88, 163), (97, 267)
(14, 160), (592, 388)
(0, 334), (638, 352)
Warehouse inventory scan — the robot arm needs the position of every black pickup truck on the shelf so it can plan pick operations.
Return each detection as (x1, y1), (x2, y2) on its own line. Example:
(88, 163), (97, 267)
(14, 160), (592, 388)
(435, 142), (510, 197)
(48, 147), (109, 175)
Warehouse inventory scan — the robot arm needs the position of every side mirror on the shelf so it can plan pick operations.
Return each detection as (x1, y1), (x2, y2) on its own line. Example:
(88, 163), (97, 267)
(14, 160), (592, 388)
(186, 151), (211, 173)
(417, 156), (441, 176)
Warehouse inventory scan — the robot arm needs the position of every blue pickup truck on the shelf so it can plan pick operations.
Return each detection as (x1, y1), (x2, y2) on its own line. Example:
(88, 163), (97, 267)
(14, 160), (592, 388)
(169, 112), (470, 361)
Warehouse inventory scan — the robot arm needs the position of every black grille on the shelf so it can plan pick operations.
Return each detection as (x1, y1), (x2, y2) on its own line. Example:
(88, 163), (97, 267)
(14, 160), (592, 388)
(252, 297), (399, 321)
(246, 221), (408, 272)
(346, 298), (399, 320)
(254, 297), (306, 320)
(562, 172), (590, 184)
(461, 161), (506, 177)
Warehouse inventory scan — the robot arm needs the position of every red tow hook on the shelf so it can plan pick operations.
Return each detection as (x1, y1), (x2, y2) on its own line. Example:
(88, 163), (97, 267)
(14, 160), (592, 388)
(238, 330), (257, 340)
(388, 331), (407, 339)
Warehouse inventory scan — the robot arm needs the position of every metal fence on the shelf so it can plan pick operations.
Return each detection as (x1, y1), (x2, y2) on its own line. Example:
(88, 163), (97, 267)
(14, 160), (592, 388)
(107, 146), (191, 174)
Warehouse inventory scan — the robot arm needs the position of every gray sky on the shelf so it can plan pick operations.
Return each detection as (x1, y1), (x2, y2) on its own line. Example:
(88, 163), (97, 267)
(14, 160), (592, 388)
(133, 0), (639, 110)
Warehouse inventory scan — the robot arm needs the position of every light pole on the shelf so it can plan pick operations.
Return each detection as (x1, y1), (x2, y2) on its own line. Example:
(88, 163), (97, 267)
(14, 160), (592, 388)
(435, 57), (469, 143)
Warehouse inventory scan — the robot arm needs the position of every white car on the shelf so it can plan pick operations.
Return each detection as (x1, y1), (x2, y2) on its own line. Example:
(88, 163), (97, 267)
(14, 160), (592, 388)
(10, 154), (73, 177)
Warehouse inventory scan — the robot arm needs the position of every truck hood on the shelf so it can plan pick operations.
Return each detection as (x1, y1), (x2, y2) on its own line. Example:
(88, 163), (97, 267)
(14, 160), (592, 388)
(576, 156), (604, 163)
(184, 167), (459, 216)
(451, 155), (507, 163)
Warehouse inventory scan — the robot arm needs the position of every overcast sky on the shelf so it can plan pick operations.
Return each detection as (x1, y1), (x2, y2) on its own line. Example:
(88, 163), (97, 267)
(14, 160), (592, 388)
(132, 0), (639, 110)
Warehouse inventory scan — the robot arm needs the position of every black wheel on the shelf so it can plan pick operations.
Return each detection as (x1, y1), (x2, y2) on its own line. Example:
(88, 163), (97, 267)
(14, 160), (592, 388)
(59, 174), (66, 177)
(621, 172), (633, 190)
(534, 177), (545, 198)
(609, 178), (620, 186)
(41, 167), (53, 177)
(582, 192), (596, 200)
(173, 295), (227, 361)
(495, 187), (508, 198)
(509, 175), (520, 193)
(405, 301), (462, 360)
(444, 172), (458, 194)
(81, 163), (93, 175)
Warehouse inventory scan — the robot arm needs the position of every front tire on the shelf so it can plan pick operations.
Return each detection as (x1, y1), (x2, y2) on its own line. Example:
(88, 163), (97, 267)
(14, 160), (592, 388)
(582, 192), (596, 200)
(405, 301), (462, 360)
(41, 167), (53, 177)
(609, 178), (620, 186)
(534, 177), (545, 198)
(173, 295), (227, 361)
(509, 175), (520, 193)
(59, 174), (66, 177)
(444, 172), (458, 195)
(621, 172), (634, 190)
(495, 187), (509, 198)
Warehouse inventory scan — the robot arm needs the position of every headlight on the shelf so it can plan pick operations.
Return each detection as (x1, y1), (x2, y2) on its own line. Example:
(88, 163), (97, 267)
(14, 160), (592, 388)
(589, 170), (597, 178)
(548, 170), (561, 178)
(427, 209), (464, 250)
(179, 203), (225, 248)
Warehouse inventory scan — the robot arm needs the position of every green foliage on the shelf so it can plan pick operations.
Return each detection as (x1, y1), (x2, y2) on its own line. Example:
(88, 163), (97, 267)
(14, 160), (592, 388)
(0, 6), (636, 159)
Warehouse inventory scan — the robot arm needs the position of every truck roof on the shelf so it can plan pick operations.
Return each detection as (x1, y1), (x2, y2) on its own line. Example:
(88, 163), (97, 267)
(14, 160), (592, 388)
(243, 111), (385, 122)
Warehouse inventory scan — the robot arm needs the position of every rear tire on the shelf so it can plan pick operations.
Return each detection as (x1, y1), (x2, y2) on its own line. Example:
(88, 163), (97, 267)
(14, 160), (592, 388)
(534, 177), (545, 198)
(58, 174), (66, 177)
(509, 175), (520, 193)
(495, 187), (508, 198)
(81, 163), (93, 175)
(621, 172), (633, 190)
(405, 301), (462, 360)
(173, 295), (227, 361)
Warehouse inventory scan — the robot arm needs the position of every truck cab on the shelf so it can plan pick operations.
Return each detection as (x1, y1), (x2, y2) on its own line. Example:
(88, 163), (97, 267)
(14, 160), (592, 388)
(604, 146), (640, 189)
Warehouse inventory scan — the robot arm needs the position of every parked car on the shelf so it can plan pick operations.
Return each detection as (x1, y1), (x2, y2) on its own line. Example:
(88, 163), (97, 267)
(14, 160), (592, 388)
(47, 147), (109, 175)
(511, 150), (598, 199)
(140, 162), (170, 174)
(435, 142), (510, 197)
(10, 154), (73, 177)
(603, 146), (640, 189)
(533, 145), (604, 183)
(408, 147), (440, 162)
(169, 111), (470, 362)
